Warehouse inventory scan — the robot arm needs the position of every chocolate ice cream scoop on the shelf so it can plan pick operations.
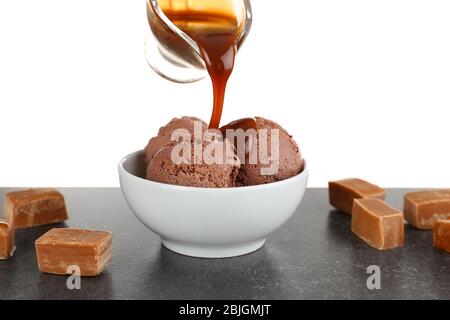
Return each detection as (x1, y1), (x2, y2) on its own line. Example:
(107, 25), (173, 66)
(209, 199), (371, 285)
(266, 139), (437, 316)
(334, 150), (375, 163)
(236, 117), (304, 186)
(145, 116), (208, 165)
(145, 116), (303, 188)
(147, 134), (240, 188)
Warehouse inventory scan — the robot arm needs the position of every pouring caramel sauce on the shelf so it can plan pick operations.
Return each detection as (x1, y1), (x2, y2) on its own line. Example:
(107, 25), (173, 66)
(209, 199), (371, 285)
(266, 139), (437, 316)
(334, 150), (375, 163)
(158, 0), (250, 129)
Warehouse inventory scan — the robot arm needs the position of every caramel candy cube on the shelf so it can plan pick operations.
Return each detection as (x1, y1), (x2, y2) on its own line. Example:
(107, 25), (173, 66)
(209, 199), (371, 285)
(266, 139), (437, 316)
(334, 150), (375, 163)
(352, 198), (404, 250)
(3, 189), (68, 229)
(35, 228), (112, 276)
(0, 220), (15, 260)
(404, 190), (450, 230)
(329, 178), (385, 214)
(433, 219), (450, 253)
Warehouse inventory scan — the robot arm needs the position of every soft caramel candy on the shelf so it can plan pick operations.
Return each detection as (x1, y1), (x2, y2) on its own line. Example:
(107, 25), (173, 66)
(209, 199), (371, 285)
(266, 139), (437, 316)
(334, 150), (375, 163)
(352, 198), (404, 250)
(434, 219), (450, 253)
(0, 220), (15, 260)
(404, 190), (450, 230)
(329, 178), (385, 214)
(3, 189), (68, 229)
(35, 228), (112, 276)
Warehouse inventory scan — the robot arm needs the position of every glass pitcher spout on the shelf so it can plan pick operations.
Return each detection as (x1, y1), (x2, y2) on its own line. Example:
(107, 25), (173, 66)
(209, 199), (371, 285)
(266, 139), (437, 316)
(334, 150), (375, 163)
(145, 0), (252, 84)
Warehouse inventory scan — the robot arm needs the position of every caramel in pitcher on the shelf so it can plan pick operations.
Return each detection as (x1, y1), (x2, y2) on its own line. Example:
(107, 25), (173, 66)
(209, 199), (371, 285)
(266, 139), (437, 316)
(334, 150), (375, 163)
(158, 0), (246, 129)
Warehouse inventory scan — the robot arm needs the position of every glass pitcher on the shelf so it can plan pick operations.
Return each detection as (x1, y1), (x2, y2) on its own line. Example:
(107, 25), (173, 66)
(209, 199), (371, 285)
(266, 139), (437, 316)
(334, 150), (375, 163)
(145, 0), (253, 83)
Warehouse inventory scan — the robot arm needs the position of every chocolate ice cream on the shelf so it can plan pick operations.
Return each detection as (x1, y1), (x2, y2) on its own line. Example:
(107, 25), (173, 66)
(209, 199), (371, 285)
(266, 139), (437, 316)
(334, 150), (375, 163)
(147, 137), (240, 188)
(144, 116), (304, 188)
(235, 117), (304, 186)
(145, 116), (207, 165)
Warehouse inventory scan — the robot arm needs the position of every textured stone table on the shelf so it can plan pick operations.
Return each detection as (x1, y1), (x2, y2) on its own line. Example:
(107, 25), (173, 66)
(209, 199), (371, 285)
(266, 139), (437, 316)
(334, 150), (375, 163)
(0, 188), (448, 300)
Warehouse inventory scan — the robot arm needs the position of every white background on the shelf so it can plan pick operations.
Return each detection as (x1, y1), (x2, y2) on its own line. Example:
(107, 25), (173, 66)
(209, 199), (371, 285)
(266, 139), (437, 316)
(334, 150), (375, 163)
(1, 0), (449, 187)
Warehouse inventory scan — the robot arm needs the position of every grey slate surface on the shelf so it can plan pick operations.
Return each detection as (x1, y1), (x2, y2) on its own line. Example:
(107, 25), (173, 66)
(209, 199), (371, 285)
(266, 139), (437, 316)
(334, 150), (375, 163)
(0, 188), (448, 300)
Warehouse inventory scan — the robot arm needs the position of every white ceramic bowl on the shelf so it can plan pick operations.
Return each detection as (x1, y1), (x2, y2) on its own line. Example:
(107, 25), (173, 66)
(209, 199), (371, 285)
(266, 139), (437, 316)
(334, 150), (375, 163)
(118, 150), (308, 258)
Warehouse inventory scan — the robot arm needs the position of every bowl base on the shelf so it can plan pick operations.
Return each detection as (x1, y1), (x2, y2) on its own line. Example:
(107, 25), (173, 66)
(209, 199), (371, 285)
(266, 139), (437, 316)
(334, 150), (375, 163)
(161, 239), (266, 258)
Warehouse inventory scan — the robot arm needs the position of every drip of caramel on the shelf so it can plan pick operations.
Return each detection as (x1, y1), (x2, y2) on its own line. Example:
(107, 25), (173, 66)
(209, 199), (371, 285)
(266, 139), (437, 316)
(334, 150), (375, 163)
(220, 117), (257, 160)
(220, 117), (257, 135)
(160, 0), (244, 129)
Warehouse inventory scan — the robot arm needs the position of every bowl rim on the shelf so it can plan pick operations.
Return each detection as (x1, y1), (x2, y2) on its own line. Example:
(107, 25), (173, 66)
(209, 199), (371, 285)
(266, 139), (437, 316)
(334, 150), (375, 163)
(119, 150), (308, 192)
